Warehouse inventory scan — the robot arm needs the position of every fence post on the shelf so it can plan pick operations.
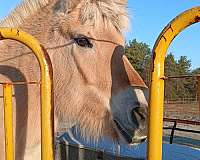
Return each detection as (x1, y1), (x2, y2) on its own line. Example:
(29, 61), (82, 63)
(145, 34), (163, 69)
(0, 28), (54, 160)
(148, 6), (200, 160)
(3, 84), (14, 160)
(197, 76), (200, 114)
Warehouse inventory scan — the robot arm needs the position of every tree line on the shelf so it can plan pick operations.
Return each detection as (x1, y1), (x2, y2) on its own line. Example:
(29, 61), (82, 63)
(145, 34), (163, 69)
(125, 39), (200, 101)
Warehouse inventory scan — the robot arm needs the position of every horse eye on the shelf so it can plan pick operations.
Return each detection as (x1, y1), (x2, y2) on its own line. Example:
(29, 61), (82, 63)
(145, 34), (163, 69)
(73, 37), (93, 48)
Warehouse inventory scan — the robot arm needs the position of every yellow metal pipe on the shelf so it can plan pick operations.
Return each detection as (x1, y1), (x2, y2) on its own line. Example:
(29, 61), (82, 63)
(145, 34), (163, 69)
(3, 84), (14, 160)
(148, 6), (200, 160)
(0, 28), (54, 160)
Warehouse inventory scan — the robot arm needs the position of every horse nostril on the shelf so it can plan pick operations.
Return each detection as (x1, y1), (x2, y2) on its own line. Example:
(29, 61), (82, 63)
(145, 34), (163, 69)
(131, 107), (147, 126)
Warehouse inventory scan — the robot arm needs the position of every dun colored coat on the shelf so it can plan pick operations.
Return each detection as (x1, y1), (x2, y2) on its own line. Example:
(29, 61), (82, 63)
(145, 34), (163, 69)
(0, 0), (148, 159)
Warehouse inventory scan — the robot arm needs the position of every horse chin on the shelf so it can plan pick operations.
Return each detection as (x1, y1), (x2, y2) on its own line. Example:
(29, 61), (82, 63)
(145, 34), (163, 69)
(113, 119), (133, 144)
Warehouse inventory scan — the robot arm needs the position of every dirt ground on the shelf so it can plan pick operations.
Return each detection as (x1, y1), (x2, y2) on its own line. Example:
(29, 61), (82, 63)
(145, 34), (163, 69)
(163, 102), (200, 148)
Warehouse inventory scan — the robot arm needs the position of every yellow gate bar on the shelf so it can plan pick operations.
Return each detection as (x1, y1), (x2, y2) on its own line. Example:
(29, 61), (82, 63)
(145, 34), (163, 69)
(3, 84), (14, 160)
(0, 28), (54, 160)
(148, 6), (200, 160)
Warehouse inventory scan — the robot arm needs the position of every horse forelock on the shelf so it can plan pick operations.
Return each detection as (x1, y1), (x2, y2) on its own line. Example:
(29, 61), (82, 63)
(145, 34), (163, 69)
(79, 0), (129, 31)
(0, 0), (129, 31)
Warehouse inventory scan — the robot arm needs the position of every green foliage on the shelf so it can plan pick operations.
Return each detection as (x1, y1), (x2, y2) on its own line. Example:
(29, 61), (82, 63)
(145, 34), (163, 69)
(177, 56), (191, 74)
(125, 39), (151, 86)
(125, 39), (197, 102)
(192, 67), (200, 74)
(164, 54), (193, 100)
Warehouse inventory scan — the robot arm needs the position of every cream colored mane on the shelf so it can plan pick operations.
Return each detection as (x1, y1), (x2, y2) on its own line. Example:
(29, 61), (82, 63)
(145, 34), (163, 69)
(0, 0), (128, 31)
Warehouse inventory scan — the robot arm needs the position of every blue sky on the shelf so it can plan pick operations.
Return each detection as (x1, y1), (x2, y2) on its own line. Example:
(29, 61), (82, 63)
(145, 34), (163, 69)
(0, 1), (200, 69)
(126, 1), (200, 69)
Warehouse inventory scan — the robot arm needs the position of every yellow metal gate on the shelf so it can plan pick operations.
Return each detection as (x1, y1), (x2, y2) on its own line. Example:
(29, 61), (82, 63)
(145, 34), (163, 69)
(0, 28), (54, 160)
(1, 6), (200, 160)
(147, 6), (200, 160)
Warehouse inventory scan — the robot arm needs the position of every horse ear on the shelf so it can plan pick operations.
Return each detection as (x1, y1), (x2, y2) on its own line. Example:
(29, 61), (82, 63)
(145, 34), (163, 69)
(123, 55), (148, 88)
(53, 0), (80, 14)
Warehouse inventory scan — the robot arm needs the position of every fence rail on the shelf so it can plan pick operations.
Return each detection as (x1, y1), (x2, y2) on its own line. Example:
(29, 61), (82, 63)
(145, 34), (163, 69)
(56, 142), (140, 160)
(164, 98), (198, 104)
(163, 118), (200, 144)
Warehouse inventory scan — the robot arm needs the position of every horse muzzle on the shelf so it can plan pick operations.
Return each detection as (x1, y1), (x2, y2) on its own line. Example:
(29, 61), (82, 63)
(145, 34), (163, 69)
(114, 106), (148, 144)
